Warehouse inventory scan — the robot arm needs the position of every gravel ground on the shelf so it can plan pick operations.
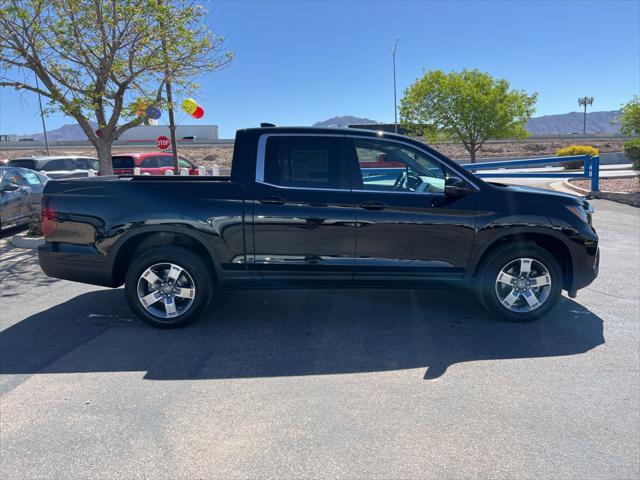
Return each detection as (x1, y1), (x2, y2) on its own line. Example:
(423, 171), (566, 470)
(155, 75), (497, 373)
(572, 177), (640, 193)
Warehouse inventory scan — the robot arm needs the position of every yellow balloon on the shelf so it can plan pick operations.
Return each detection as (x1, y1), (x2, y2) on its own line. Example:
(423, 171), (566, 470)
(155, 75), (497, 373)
(181, 98), (198, 115)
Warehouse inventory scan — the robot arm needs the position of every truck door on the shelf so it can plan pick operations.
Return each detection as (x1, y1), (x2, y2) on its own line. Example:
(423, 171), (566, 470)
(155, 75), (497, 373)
(346, 136), (476, 286)
(250, 134), (357, 286)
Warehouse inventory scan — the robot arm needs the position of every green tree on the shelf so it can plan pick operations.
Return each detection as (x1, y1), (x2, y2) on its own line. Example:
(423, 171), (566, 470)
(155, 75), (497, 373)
(400, 69), (537, 162)
(0, 0), (232, 174)
(619, 96), (640, 137)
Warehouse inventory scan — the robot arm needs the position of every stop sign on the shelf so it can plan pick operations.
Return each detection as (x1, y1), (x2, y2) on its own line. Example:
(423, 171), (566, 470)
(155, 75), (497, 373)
(156, 135), (170, 150)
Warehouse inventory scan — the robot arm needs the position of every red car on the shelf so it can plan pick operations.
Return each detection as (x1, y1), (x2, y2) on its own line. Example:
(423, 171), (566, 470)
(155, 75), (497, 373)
(112, 152), (199, 176)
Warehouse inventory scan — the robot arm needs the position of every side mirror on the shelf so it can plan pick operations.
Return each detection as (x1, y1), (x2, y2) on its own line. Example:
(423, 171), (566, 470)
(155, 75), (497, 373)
(0, 182), (20, 193)
(444, 176), (470, 197)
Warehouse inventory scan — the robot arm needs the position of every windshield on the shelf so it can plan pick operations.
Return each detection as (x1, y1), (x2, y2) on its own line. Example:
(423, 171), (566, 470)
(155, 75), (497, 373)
(9, 159), (36, 170)
(112, 156), (135, 169)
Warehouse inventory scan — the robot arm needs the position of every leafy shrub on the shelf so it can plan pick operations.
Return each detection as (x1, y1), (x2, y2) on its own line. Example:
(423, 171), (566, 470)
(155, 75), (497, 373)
(26, 214), (42, 237)
(556, 145), (599, 170)
(623, 138), (640, 181)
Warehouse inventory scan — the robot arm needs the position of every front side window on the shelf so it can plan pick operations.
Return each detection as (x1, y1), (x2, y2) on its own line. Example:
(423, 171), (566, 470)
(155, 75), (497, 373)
(19, 170), (42, 186)
(179, 157), (193, 169)
(262, 136), (347, 189)
(1, 170), (21, 187)
(351, 139), (446, 194)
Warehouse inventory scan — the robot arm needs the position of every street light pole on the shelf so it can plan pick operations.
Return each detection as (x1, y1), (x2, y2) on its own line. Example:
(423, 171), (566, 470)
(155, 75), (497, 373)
(389, 39), (399, 134)
(578, 96), (594, 134)
(34, 76), (50, 155)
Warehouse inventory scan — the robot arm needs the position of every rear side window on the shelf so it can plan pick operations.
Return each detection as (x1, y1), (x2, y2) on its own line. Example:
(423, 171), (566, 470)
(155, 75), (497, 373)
(112, 156), (135, 169)
(8, 159), (36, 170)
(68, 158), (89, 169)
(262, 136), (347, 189)
(140, 156), (160, 168)
(156, 156), (175, 168)
(41, 159), (69, 171)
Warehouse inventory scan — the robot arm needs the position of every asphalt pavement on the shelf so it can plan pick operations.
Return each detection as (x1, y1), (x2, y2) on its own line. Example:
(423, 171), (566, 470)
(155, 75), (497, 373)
(0, 199), (638, 479)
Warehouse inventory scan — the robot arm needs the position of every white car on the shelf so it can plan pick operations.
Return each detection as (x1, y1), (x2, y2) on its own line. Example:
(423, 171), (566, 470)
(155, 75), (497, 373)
(9, 156), (98, 179)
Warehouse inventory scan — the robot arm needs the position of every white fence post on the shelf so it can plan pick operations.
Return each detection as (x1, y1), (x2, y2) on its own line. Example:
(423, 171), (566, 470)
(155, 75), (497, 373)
(179, 167), (189, 176)
(133, 167), (141, 175)
(197, 166), (207, 176)
(210, 165), (220, 176)
(164, 169), (174, 175)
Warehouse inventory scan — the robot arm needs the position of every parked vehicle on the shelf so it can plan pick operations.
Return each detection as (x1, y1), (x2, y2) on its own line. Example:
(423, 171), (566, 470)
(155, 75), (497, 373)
(38, 127), (599, 328)
(112, 152), (198, 175)
(1, 166), (48, 231)
(9, 156), (98, 179)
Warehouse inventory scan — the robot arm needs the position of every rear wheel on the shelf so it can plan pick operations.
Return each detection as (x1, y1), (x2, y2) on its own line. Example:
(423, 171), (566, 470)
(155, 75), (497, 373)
(476, 244), (562, 322)
(125, 246), (214, 328)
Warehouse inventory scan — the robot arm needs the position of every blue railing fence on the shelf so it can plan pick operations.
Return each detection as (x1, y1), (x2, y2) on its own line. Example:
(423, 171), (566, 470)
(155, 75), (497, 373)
(360, 155), (600, 191)
(460, 155), (599, 191)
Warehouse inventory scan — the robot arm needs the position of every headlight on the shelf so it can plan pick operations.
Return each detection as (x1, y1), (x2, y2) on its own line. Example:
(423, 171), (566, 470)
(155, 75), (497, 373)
(565, 204), (590, 224)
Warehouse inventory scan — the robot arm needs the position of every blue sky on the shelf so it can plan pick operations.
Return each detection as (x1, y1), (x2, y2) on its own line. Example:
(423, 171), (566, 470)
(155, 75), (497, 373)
(1, 0), (638, 138)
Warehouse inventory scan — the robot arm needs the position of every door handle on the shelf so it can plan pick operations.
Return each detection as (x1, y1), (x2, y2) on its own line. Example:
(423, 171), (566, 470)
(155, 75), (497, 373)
(359, 201), (387, 211)
(259, 196), (286, 205)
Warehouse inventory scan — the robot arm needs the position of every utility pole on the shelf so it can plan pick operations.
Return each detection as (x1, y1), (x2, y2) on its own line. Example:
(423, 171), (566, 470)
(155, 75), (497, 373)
(389, 39), (399, 133)
(578, 96), (594, 134)
(34, 76), (50, 155)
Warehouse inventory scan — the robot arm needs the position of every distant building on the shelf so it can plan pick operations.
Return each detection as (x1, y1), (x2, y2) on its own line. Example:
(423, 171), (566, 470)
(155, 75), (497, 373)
(0, 134), (19, 142)
(117, 125), (219, 142)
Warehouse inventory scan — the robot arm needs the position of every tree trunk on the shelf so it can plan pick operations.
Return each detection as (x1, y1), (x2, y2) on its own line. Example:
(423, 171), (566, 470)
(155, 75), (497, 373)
(95, 139), (113, 175)
(469, 149), (476, 163)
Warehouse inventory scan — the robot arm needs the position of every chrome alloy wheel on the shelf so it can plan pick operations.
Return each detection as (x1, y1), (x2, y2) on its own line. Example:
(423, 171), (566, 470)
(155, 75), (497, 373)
(494, 258), (552, 313)
(136, 263), (196, 319)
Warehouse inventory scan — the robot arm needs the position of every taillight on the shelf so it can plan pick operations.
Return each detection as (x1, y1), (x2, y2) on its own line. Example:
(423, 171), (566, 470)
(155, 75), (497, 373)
(41, 200), (58, 237)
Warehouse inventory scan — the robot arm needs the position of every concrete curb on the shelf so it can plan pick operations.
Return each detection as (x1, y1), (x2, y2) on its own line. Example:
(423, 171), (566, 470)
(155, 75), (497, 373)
(10, 233), (44, 249)
(563, 180), (640, 207)
(548, 180), (585, 196)
(562, 180), (590, 195)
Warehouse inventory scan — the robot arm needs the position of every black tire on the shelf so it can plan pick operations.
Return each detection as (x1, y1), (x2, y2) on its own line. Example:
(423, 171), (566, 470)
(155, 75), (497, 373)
(475, 243), (562, 322)
(124, 246), (214, 328)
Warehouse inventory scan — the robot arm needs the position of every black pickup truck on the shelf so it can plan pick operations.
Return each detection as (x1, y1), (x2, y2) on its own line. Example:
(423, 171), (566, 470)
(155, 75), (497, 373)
(39, 127), (599, 328)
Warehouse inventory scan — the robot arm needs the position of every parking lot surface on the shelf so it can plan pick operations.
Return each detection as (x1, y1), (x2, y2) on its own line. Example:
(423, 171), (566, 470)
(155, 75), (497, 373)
(1, 199), (638, 479)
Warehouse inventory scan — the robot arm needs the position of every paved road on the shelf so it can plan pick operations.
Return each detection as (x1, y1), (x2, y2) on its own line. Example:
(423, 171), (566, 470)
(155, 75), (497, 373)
(1, 200), (638, 479)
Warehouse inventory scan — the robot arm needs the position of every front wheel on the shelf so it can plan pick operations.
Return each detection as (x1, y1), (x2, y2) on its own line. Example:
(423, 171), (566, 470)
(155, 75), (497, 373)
(125, 246), (214, 328)
(476, 244), (562, 322)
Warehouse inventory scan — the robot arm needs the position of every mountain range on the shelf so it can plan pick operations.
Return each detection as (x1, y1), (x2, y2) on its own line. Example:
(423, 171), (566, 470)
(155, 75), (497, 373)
(524, 110), (620, 135)
(22, 110), (623, 141)
(28, 121), (98, 141)
(315, 111), (623, 135)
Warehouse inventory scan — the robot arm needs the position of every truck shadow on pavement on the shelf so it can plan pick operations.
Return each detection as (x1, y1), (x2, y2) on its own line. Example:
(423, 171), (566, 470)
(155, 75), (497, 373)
(0, 287), (604, 386)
